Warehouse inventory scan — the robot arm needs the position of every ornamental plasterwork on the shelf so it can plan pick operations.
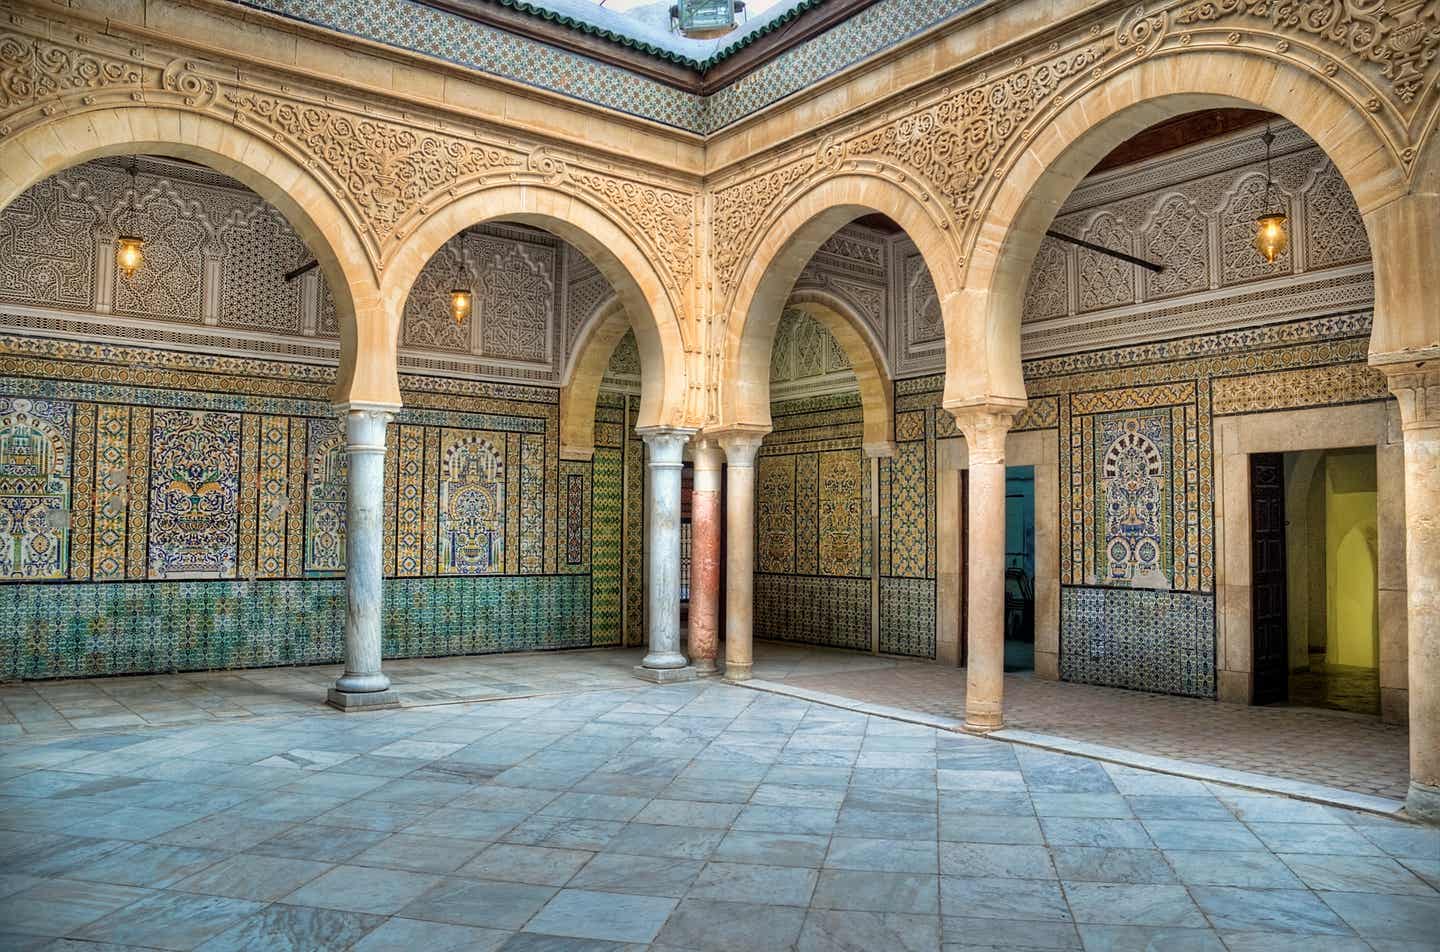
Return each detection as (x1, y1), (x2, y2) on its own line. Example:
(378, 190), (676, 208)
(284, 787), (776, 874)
(708, 0), (1437, 323)
(0, 20), (700, 324)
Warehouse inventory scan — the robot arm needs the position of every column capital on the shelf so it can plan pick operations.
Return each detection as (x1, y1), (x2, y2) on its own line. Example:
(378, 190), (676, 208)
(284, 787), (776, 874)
(692, 438), (726, 475)
(710, 424), (770, 468)
(863, 440), (897, 459)
(946, 403), (1020, 465)
(1372, 354), (1440, 432)
(636, 426), (695, 466)
(335, 402), (399, 455)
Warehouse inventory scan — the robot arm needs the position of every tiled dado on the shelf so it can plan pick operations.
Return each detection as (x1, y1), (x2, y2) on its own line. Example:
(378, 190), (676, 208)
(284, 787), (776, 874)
(0, 575), (591, 679)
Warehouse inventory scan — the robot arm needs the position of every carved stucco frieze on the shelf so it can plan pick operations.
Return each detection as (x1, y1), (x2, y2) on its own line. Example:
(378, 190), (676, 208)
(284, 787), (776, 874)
(227, 90), (523, 252)
(1172, 0), (1440, 105)
(709, 0), (1437, 323)
(0, 23), (700, 326)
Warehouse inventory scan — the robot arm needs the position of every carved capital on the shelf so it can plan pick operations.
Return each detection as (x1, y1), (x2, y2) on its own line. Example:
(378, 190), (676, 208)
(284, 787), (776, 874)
(636, 426), (695, 466)
(1375, 359), (1440, 433)
(712, 425), (770, 468)
(949, 405), (1018, 465)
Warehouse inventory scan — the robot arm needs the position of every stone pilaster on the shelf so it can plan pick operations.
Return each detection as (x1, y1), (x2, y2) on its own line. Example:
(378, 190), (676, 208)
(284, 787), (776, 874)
(717, 428), (768, 682)
(328, 403), (400, 711)
(689, 439), (725, 675)
(635, 427), (696, 681)
(951, 405), (1018, 732)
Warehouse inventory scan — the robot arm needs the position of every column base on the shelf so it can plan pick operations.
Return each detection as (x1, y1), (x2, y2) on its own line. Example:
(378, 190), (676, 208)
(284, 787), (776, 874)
(633, 665), (698, 684)
(723, 662), (753, 683)
(963, 713), (1004, 734)
(326, 688), (400, 712)
(691, 658), (721, 678)
(1405, 781), (1440, 825)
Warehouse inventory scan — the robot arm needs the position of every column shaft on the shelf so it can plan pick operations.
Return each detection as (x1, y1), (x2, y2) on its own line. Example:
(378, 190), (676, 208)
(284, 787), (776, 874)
(720, 432), (766, 682)
(689, 440), (724, 674)
(639, 428), (693, 675)
(953, 407), (1016, 732)
(1381, 366), (1440, 822)
(328, 405), (398, 711)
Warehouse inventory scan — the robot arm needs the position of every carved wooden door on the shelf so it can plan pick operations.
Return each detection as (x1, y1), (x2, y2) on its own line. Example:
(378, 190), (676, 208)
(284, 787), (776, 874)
(1250, 453), (1289, 706)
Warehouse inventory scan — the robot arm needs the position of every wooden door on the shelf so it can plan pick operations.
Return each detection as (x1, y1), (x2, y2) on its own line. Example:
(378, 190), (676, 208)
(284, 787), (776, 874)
(1250, 453), (1289, 705)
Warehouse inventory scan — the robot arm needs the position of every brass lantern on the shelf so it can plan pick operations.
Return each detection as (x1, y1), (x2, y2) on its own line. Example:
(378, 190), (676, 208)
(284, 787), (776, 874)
(1253, 125), (1289, 264)
(1254, 212), (1289, 263)
(450, 288), (473, 326)
(115, 235), (145, 278)
(116, 158), (146, 279)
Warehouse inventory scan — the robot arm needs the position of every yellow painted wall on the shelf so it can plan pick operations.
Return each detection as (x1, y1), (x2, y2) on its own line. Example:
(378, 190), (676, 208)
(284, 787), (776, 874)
(1324, 450), (1378, 669)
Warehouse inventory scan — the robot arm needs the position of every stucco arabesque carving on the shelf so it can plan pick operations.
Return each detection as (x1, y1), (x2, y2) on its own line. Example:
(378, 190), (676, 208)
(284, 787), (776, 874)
(0, 23), (700, 327)
(711, 0), (1436, 322)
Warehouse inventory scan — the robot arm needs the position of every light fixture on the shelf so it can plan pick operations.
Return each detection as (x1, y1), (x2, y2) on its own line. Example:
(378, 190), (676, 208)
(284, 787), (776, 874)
(116, 157), (145, 279)
(1254, 124), (1289, 264)
(449, 288), (473, 326)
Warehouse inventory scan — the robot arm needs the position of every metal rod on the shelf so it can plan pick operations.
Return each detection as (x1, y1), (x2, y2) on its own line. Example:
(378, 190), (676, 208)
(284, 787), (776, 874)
(284, 259), (319, 282)
(1044, 229), (1164, 273)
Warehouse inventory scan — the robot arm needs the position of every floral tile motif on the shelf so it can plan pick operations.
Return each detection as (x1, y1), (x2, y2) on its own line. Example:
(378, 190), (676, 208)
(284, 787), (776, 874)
(0, 335), (622, 678)
(0, 396), (73, 579)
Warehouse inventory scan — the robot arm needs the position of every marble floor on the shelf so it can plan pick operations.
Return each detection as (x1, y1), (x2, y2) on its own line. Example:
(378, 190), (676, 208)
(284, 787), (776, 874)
(754, 645), (1411, 802)
(1, 674), (1437, 950)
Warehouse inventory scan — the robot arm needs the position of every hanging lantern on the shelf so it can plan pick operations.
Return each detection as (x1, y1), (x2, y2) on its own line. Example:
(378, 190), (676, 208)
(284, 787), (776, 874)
(117, 157), (146, 279)
(115, 235), (146, 278)
(1254, 212), (1289, 263)
(450, 288), (473, 326)
(1253, 124), (1288, 264)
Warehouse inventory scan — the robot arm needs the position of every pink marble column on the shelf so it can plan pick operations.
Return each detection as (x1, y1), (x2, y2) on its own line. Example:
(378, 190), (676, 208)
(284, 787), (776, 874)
(689, 439), (724, 675)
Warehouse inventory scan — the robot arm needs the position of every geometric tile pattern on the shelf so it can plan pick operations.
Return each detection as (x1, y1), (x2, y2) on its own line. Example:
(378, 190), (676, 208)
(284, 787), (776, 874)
(241, 0), (986, 133)
(1061, 587), (1216, 697)
(0, 334), (611, 678)
(878, 576), (938, 659)
(1, 574), (590, 678)
(754, 574), (870, 652)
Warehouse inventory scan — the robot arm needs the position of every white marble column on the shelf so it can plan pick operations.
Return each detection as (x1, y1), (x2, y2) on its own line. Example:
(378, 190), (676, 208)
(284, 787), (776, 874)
(953, 406), (1017, 732)
(1378, 363), (1440, 823)
(719, 430), (767, 682)
(328, 403), (400, 711)
(636, 427), (696, 681)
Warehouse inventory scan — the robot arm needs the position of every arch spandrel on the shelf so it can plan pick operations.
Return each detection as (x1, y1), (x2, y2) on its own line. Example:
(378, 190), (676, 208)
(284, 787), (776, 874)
(382, 185), (692, 432)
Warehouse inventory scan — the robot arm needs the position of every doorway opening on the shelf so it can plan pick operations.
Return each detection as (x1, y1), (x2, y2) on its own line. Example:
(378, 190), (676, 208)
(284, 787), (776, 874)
(1250, 448), (1380, 715)
(1005, 465), (1036, 672)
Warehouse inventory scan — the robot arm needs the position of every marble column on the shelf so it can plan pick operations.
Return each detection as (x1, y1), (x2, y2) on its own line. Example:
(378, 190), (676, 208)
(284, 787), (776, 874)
(328, 403), (400, 711)
(1378, 363), (1440, 823)
(636, 427), (696, 681)
(689, 439), (725, 675)
(952, 406), (1017, 732)
(719, 430), (767, 682)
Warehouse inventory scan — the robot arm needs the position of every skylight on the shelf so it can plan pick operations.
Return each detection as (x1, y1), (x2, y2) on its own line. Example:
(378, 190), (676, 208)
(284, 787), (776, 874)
(493, 0), (823, 68)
